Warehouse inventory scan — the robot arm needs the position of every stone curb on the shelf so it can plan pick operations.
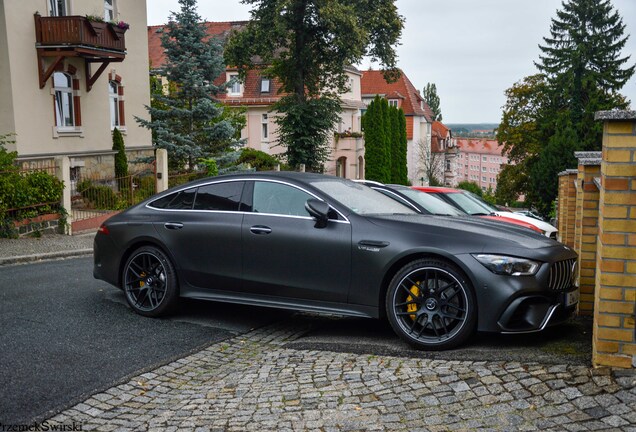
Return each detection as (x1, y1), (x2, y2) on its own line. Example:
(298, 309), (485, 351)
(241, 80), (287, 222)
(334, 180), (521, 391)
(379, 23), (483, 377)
(0, 249), (93, 266)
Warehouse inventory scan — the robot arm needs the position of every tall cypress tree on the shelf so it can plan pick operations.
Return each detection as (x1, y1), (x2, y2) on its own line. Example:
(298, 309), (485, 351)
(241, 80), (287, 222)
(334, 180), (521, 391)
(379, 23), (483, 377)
(364, 96), (389, 182)
(397, 108), (408, 184)
(389, 105), (400, 184)
(536, 0), (634, 151)
(136, 0), (239, 171)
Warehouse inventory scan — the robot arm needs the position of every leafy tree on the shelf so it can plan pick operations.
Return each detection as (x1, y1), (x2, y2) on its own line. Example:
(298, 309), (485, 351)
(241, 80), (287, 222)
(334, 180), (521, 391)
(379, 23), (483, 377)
(137, 0), (239, 171)
(225, 0), (404, 171)
(423, 83), (442, 121)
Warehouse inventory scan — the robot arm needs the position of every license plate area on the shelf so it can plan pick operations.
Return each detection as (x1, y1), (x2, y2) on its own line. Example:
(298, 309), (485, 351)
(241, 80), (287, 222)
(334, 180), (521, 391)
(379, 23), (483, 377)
(564, 288), (580, 307)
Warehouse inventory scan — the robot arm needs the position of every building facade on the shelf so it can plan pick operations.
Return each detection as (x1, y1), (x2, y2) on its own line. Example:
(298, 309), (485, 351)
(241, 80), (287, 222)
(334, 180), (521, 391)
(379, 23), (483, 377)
(1, 0), (153, 177)
(449, 138), (510, 191)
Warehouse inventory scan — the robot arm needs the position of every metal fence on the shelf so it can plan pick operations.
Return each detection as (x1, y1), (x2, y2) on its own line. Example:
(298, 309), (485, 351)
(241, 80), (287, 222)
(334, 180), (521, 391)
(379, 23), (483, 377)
(71, 169), (156, 223)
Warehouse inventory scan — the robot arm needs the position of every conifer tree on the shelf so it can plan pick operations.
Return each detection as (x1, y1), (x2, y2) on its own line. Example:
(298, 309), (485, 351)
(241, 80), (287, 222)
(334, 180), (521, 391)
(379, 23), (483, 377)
(136, 0), (239, 171)
(112, 127), (128, 189)
(536, 0), (634, 151)
(364, 96), (389, 182)
(397, 108), (408, 184)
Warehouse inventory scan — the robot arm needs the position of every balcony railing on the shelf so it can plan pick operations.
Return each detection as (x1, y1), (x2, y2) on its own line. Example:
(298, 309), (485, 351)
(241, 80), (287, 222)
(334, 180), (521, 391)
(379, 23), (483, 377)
(34, 14), (126, 53)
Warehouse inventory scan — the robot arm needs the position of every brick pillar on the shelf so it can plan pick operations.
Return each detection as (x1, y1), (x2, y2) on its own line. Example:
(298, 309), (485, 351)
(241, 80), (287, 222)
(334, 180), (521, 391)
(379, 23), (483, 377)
(592, 110), (636, 369)
(573, 152), (601, 316)
(557, 169), (578, 247)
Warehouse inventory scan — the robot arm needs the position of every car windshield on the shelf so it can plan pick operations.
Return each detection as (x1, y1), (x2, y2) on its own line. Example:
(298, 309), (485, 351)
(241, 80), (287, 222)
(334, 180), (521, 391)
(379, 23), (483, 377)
(399, 189), (464, 216)
(311, 179), (416, 215)
(443, 192), (495, 216)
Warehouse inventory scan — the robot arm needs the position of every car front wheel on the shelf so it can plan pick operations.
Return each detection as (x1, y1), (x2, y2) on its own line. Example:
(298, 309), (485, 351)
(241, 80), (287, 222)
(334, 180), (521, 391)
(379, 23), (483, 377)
(122, 246), (178, 317)
(386, 259), (476, 350)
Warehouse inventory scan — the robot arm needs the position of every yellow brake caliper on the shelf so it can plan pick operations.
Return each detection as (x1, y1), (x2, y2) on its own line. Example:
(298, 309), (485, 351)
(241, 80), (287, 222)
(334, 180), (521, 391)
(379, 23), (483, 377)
(406, 284), (420, 320)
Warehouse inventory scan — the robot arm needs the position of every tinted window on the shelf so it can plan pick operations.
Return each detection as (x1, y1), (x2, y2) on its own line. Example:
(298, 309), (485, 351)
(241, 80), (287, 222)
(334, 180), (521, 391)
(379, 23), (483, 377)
(193, 182), (243, 211)
(149, 188), (196, 210)
(252, 181), (312, 216)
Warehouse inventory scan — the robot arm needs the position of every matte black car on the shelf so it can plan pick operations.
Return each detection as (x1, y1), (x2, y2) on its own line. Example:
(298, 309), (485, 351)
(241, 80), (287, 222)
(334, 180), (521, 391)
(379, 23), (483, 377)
(94, 172), (579, 350)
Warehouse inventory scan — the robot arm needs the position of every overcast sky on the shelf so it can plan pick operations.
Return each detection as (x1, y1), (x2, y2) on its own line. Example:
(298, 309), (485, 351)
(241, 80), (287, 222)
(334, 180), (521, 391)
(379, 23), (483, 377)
(146, 0), (636, 124)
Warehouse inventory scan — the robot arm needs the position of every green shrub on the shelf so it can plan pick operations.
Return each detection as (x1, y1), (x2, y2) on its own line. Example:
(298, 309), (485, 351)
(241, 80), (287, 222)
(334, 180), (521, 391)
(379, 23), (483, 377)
(237, 148), (283, 171)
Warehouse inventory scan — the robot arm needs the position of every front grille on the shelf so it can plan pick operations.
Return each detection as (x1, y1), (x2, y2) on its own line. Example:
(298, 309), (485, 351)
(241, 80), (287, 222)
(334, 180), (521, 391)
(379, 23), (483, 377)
(548, 259), (577, 291)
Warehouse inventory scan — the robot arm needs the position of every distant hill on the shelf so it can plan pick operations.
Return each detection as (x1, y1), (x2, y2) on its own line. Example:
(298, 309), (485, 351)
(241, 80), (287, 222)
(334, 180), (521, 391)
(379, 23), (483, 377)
(446, 123), (499, 138)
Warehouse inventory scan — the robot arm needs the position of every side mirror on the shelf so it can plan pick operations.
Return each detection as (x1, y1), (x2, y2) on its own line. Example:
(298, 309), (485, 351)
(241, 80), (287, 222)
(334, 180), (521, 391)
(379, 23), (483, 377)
(305, 198), (330, 228)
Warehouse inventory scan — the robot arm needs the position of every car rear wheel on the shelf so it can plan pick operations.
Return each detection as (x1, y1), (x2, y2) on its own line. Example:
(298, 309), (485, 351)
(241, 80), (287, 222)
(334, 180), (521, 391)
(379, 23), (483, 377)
(123, 246), (178, 317)
(386, 259), (476, 350)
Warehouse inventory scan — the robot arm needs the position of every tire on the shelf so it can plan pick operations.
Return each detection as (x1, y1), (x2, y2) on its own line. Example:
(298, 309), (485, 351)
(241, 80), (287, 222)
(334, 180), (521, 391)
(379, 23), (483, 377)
(122, 246), (179, 317)
(386, 258), (476, 350)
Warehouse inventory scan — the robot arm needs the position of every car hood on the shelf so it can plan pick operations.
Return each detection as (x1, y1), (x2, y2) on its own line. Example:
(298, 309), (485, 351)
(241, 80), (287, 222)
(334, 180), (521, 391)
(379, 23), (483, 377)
(366, 214), (557, 250)
(495, 212), (558, 234)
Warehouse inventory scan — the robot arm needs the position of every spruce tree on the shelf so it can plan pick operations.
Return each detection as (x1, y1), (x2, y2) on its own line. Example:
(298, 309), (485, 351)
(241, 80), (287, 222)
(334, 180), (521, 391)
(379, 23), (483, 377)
(136, 0), (239, 171)
(536, 0), (634, 151)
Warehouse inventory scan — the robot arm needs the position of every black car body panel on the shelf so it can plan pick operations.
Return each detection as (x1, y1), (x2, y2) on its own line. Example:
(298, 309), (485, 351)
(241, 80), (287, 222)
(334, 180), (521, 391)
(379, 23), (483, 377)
(94, 172), (579, 348)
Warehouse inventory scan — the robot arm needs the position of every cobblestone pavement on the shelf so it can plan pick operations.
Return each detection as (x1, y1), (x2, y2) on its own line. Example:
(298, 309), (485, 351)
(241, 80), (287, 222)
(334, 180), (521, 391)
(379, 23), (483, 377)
(46, 317), (636, 432)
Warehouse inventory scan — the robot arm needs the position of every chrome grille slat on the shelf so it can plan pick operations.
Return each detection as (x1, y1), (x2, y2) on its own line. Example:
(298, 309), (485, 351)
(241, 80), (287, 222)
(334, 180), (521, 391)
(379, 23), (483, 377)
(548, 259), (576, 291)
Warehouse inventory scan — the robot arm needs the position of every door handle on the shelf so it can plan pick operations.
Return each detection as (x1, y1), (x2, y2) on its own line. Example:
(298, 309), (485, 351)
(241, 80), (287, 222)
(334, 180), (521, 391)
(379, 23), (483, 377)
(250, 225), (272, 235)
(164, 222), (184, 230)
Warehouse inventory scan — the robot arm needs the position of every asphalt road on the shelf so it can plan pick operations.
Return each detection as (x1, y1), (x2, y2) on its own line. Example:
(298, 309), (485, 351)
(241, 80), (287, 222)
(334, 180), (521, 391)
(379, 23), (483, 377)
(0, 257), (289, 424)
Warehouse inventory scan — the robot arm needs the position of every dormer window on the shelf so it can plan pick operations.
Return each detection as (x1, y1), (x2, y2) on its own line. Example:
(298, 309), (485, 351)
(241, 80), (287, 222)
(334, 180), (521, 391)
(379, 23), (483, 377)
(388, 99), (398, 108)
(228, 73), (241, 95)
(261, 78), (271, 93)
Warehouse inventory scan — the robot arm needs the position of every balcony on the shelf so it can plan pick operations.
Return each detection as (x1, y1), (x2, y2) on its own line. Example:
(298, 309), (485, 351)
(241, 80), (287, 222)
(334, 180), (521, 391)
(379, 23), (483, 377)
(34, 13), (127, 91)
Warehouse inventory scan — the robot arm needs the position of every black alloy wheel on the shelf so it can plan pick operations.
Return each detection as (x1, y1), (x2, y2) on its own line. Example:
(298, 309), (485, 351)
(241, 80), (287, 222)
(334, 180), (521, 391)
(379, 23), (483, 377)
(386, 259), (476, 350)
(123, 246), (178, 317)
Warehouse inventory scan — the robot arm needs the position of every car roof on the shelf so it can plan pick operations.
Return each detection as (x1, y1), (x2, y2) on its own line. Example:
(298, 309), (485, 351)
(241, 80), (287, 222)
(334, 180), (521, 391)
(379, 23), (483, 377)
(412, 186), (461, 194)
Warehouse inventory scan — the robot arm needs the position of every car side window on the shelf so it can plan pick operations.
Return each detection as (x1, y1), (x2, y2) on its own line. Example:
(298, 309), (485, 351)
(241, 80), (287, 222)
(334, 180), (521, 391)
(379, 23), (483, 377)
(149, 188), (196, 210)
(252, 181), (312, 217)
(193, 181), (243, 211)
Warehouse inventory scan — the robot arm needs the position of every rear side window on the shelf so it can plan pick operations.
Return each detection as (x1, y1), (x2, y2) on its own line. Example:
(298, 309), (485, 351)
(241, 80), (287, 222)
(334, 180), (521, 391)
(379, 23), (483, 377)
(193, 181), (243, 211)
(149, 188), (196, 210)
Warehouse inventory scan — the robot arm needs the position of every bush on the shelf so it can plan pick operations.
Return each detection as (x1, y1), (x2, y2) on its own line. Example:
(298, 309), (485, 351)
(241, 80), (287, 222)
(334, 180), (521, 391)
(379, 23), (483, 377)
(237, 148), (282, 171)
(0, 139), (65, 237)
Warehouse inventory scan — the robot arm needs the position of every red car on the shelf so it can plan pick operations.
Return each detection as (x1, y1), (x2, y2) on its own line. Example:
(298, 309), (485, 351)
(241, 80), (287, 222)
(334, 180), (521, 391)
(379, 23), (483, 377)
(412, 186), (543, 234)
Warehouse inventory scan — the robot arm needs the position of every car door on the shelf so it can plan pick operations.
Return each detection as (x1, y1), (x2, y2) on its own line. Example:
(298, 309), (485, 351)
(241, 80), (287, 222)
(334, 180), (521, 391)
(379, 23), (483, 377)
(152, 180), (245, 291)
(241, 180), (351, 303)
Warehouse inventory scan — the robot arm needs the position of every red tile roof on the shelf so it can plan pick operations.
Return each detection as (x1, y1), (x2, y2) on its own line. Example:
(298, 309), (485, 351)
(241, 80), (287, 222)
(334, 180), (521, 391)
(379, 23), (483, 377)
(148, 21), (283, 105)
(147, 21), (247, 69)
(360, 69), (433, 122)
(456, 138), (505, 156)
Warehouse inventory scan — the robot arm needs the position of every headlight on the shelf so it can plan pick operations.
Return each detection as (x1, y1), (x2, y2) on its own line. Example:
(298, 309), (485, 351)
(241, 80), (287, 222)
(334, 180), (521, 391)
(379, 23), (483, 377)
(472, 254), (540, 276)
